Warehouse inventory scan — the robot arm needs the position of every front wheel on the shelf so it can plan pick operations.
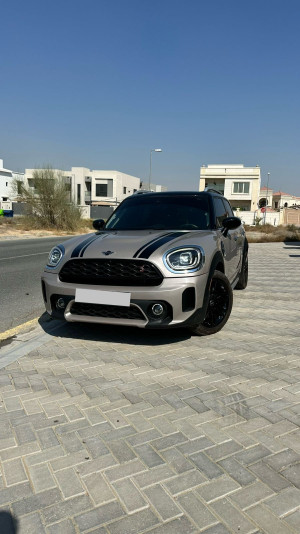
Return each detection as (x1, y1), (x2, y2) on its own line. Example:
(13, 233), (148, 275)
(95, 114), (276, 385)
(189, 271), (233, 336)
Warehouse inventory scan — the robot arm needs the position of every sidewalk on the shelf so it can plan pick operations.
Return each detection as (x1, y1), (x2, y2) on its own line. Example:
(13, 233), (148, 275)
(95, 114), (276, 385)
(0, 242), (300, 533)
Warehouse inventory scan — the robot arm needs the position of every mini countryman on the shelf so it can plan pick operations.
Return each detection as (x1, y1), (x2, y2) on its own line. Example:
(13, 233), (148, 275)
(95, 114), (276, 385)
(42, 191), (248, 335)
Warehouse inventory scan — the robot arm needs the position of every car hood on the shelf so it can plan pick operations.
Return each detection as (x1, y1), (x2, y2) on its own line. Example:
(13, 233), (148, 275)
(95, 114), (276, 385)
(47, 229), (214, 275)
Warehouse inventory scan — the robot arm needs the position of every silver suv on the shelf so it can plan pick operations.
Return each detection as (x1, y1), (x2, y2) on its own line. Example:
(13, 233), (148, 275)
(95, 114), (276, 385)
(42, 191), (248, 336)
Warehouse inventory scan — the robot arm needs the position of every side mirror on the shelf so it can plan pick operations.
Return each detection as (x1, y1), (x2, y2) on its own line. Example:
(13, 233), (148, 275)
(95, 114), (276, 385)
(93, 219), (106, 231)
(222, 216), (241, 230)
(222, 216), (241, 237)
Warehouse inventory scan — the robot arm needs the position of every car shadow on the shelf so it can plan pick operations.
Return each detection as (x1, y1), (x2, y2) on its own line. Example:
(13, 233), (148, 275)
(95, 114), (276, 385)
(0, 512), (18, 533)
(38, 313), (191, 346)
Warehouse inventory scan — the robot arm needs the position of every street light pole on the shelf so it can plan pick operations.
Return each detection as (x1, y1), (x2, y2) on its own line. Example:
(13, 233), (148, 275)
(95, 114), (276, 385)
(264, 172), (270, 224)
(149, 149), (162, 190)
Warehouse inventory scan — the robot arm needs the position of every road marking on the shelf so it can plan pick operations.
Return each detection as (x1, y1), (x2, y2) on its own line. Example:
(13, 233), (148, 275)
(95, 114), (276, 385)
(0, 252), (48, 261)
(0, 318), (39, 341)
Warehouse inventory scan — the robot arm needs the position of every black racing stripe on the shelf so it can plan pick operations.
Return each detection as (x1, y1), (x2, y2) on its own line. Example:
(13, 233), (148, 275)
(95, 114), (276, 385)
(71, 235), (97, 258)
(80, 235), (101, 257)
(133, 233), (172, 258)
(138, 232), (185, 259)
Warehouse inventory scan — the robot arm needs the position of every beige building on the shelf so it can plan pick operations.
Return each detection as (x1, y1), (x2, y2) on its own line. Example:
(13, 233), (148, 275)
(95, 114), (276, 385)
(199, 164), (261, 213)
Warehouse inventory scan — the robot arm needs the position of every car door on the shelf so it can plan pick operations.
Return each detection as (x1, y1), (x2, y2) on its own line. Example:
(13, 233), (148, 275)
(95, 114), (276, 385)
(213, 197), (241, 282)
(222, 198), (243, 276)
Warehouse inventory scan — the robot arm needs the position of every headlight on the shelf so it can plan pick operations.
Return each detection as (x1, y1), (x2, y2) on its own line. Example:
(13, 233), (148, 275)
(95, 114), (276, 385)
(47, 245), (64, 267)
(163, 246), (205, 273)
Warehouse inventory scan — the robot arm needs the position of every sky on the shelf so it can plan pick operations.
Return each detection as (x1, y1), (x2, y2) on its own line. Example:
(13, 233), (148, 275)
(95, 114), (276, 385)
(1, 0), (300, 195)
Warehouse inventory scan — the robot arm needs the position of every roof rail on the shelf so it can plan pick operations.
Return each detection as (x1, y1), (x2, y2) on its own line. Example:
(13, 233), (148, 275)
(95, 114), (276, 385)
(204, 187), (223, 196)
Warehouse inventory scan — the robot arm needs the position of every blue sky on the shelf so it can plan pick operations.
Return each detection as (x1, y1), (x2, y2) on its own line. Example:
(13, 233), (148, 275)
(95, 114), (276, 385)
(1, 0), (300, 194)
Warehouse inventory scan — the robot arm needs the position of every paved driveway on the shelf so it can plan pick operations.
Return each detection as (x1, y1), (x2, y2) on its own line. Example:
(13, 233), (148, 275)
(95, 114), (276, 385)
(0, 242), (300, 534)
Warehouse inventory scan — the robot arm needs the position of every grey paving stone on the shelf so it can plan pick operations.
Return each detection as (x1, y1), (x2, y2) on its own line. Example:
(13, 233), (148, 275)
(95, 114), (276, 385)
(144, 484), (181, 520)
(108, 440), (137, 463)
(211, 497), (257, 533)
(144, 516), (197, 534)
(190, 451), (224, 479)
(42, 494), (92, 525)
(206, 440), (243, 461)
(28, 463), (56, 493)
(113, 478), (148, 514)
(246, 504), (295, 534)
(265, 449), (300, 472)
(54, 468), (85, 499)
(164, 469), (206, 496)
(196, 476), (241, 503)
(178, 436), (214, 455)
(75, 501), (125, 531)
(218, 458), (256, 486)
(2, 457), (27, 486)
(82, 472), (115, 505)
(161, 447), (194, 474)
(36, 428), (60, 449)
(151, 432), (188, 451)
(106, 508), (159, 534)
(19, 511), (46, 534)
(177, 491), (217, 529)
(229, 481), (274, 510)
(265, 487), (300, 517)
(284, 508), (300, 531)
(133, 443), (165, 468)
(281, 463), (300, 489)
(134, 465), (175, 489)
(12, 487), (62, 517)
(234, 445), (272, 466)
(249, 461), (291, 492)
(106, 459), (147, 482)
(46, 518), (77, 534)
(14, 423), (36, 444)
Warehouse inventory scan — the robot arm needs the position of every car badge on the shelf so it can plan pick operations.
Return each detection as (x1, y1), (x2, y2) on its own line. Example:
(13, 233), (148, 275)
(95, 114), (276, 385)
(102, 250), (114, 256)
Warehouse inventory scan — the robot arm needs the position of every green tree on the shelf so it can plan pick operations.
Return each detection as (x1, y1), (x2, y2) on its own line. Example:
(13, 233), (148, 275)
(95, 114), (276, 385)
(14, 168), (82, 231)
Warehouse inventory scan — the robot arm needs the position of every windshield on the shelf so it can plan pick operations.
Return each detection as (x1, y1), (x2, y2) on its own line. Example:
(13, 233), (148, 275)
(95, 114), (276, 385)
(105, 195), (211, 231)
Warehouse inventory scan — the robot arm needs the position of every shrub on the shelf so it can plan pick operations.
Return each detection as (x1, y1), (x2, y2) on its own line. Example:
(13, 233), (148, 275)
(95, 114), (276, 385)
(14, 168), (82, 231)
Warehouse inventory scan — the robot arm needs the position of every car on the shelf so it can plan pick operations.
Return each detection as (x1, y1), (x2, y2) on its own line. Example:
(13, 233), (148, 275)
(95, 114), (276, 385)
(42, 190), (248, 336)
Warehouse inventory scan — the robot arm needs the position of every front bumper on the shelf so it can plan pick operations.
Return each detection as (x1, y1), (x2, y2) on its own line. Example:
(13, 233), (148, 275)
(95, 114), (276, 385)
(41, 271), (209, 329)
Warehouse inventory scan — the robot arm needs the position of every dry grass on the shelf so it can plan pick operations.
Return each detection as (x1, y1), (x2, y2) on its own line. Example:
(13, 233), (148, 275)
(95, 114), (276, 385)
(245, 224), (300, 243)
(0, 217), (93, 238)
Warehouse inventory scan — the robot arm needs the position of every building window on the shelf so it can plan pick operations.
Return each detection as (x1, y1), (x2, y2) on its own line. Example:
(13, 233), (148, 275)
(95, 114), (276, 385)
(77, 184), (81, 205)
(96, 184), (108, 197)
(233, 182), (250, 194)
(274, 201), (278, 208)
(123, 187), (127, 194)
(6, 182), (8, 187)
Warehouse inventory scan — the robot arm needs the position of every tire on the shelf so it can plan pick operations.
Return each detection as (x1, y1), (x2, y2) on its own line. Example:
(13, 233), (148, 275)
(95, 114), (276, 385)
(189, 270), (233, 336)
(235, 251), (248, 290)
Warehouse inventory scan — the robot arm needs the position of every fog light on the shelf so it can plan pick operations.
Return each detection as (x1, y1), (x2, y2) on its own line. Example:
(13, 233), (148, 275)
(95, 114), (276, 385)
(56, 298), (66, 310)
(151, 303), (164, 316)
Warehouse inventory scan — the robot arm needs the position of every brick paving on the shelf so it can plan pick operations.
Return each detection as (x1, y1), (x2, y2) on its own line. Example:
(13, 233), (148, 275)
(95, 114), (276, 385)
(0, 241), (300, 533)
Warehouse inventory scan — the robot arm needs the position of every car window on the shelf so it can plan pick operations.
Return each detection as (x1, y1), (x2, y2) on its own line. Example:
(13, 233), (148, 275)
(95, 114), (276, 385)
(222, 199), (234, 217)
(213, 198), (228, 227)
(106, 195), (211, 231)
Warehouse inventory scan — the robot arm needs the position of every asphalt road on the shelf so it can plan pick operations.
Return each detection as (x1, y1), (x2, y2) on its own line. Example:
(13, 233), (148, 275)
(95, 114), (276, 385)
(0, 237), (72, 334)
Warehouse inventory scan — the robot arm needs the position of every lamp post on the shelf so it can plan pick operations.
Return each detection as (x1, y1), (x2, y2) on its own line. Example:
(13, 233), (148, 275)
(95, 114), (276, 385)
(149, 148), (162, 190)
(264, 172), (270, 224)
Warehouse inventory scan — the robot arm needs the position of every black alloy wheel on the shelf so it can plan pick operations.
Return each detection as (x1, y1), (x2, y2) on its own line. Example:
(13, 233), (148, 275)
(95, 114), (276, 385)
(189, 271), (233, 336)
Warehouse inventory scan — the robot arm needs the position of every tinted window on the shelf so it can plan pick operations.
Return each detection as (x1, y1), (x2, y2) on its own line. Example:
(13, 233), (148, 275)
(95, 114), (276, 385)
(213, 198), (227, 227)
(106, 195), (211, 231)
(222, 199), (234, 217)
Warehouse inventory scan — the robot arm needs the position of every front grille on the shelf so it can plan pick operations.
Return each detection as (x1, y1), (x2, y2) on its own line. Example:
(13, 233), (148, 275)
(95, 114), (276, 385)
(70, 302), (145, 320)
(59, 259), (163, 286)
